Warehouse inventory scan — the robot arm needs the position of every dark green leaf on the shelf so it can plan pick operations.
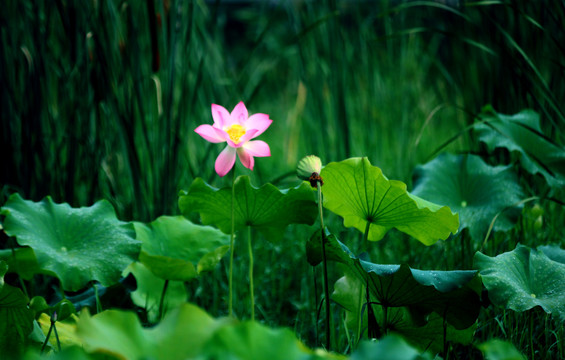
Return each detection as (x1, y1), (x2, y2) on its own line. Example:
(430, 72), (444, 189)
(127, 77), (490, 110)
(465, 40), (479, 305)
(412, 154), (524, 241)
(1, 194), (140, 291)
(321, 157), (458, 245)
(475, 107), (565, 188)
(178, 176), (317, 241)
(0, 283), (34, 356)
(124, 262), (189, 323)
(474, 244), (565, 320)
(477, 339), (526, 360)
(312, 230), (481, 329)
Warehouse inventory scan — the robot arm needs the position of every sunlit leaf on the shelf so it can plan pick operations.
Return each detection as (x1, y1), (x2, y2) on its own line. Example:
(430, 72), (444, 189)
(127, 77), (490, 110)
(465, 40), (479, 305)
(475, 106), (565, 188)
(178, 176), (317, 241)
(477, 339), (526, 360)
(124, 262), (188, 323)
(200, 321), (339, 360)
(474, 244), (565, 320)
(135, 216), (230, 281)
(0, 283), (34, 356)
(1, 194), (140, 291)
(321, 157), (458, 245)
(412, 154), (524, 241)
(37, 313), (81, 349)
(75, 303), (223, 359)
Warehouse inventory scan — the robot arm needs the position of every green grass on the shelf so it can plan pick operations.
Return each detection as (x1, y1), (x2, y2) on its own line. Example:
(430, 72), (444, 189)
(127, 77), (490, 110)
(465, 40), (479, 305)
(1, 0), (564, 358)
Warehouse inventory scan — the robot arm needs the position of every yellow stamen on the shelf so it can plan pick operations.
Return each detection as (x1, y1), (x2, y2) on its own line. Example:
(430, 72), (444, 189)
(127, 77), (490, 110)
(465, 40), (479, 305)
(226, 124), (246, 144)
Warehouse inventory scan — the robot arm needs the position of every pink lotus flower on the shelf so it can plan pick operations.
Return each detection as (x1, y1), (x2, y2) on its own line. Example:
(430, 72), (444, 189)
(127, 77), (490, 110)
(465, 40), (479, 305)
(195, 102), (272, 177)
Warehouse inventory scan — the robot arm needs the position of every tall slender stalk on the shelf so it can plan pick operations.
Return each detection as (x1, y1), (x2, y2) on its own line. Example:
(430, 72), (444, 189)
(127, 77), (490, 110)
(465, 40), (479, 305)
(158, 279), (170, 321)
(228, 170), (236, 317)
(247, 226), (255, 320)
(317, 182), (331, 350)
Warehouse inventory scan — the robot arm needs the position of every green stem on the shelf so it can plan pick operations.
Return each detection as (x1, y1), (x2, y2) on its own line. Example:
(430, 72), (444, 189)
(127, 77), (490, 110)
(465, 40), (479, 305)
(93, 283), (102, 314)
(40, 320), (53, 354)
(247, 226), (255, 321)
(53, 320), (61, 352)
(228, 169), (236, 317)
(317, 183), (331, 350)
(158, 279), (170, 321)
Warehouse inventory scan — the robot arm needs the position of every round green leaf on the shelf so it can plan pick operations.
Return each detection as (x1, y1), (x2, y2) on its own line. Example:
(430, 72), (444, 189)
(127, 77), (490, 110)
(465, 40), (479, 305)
(475, 106), (565, 188)
(474, 244), (565, 320)
(76, 303), (225, 359)
(135, 216), (230, 281)
(321, 157), (458, 245)
(1, 194), (140, 291)
(200, 321), (339, 360)
(412, 154), (524, 241)
(124, 262), (189, 323)
(178, 176), (317, 241)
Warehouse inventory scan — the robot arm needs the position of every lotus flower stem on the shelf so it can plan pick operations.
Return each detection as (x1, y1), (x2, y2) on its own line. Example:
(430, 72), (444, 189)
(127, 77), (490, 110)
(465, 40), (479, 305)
(228, 169), (236, 317)
(247, 226), (255, 320)
(317, 182), (331, 350)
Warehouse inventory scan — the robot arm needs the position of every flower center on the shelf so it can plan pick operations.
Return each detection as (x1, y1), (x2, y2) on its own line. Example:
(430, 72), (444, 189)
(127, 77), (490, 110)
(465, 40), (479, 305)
(226, 124), (246, 144)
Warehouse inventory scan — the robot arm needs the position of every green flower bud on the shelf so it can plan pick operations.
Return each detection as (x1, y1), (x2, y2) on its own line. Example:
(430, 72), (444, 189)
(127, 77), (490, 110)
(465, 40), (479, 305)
(297, 155), (323, 188)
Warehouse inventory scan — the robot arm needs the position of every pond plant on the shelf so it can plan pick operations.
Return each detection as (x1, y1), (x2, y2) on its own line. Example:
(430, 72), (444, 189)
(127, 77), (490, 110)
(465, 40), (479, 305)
(1, 1), (565, 359)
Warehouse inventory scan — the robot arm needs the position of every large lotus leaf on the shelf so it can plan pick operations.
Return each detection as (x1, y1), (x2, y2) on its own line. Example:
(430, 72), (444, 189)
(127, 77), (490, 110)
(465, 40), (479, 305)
(477, 339), (526, 360)
(200, 321), (342, 360)
(76, 303), (225, 359)
(124, 262), (188, 323)
(538, 244), (565, 265)
(474, 244), (565, 320)
(0, 283), (34, 356)
(135, 216), (229, 281)
(0, 247), (40, 280)
(351, 335), (433, 360)
(412, 154), (524, 242)
(1, 194), (140, 291)
(321, 157), (458, 245)
(178, 176), (317, 241)
(309, 230), (481, 329)
(474, 106), (565, 188)
(333, 271), (475, 354)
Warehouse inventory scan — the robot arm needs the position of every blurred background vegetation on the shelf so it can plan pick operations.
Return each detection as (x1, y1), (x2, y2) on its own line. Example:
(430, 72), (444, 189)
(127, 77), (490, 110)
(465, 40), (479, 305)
(3, 0), (563, 221)
(2, 0), (565, 356)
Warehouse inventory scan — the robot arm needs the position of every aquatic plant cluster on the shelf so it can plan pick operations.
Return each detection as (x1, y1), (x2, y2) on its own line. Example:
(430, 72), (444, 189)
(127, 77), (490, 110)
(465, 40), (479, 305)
(1, 1), (564, 359)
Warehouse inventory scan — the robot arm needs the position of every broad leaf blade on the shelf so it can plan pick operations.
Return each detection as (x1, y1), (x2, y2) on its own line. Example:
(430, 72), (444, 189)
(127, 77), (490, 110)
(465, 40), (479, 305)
(475, 107), (565, 188)
(412, 154), (524, 241)
(135, 216), (230, 281)
(474, 244), (565, 320)
(178, 176), (317, 241)
(321, 157), (458, 245)
(1, 194), (140, 291)
(124, 262), (189, 323)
